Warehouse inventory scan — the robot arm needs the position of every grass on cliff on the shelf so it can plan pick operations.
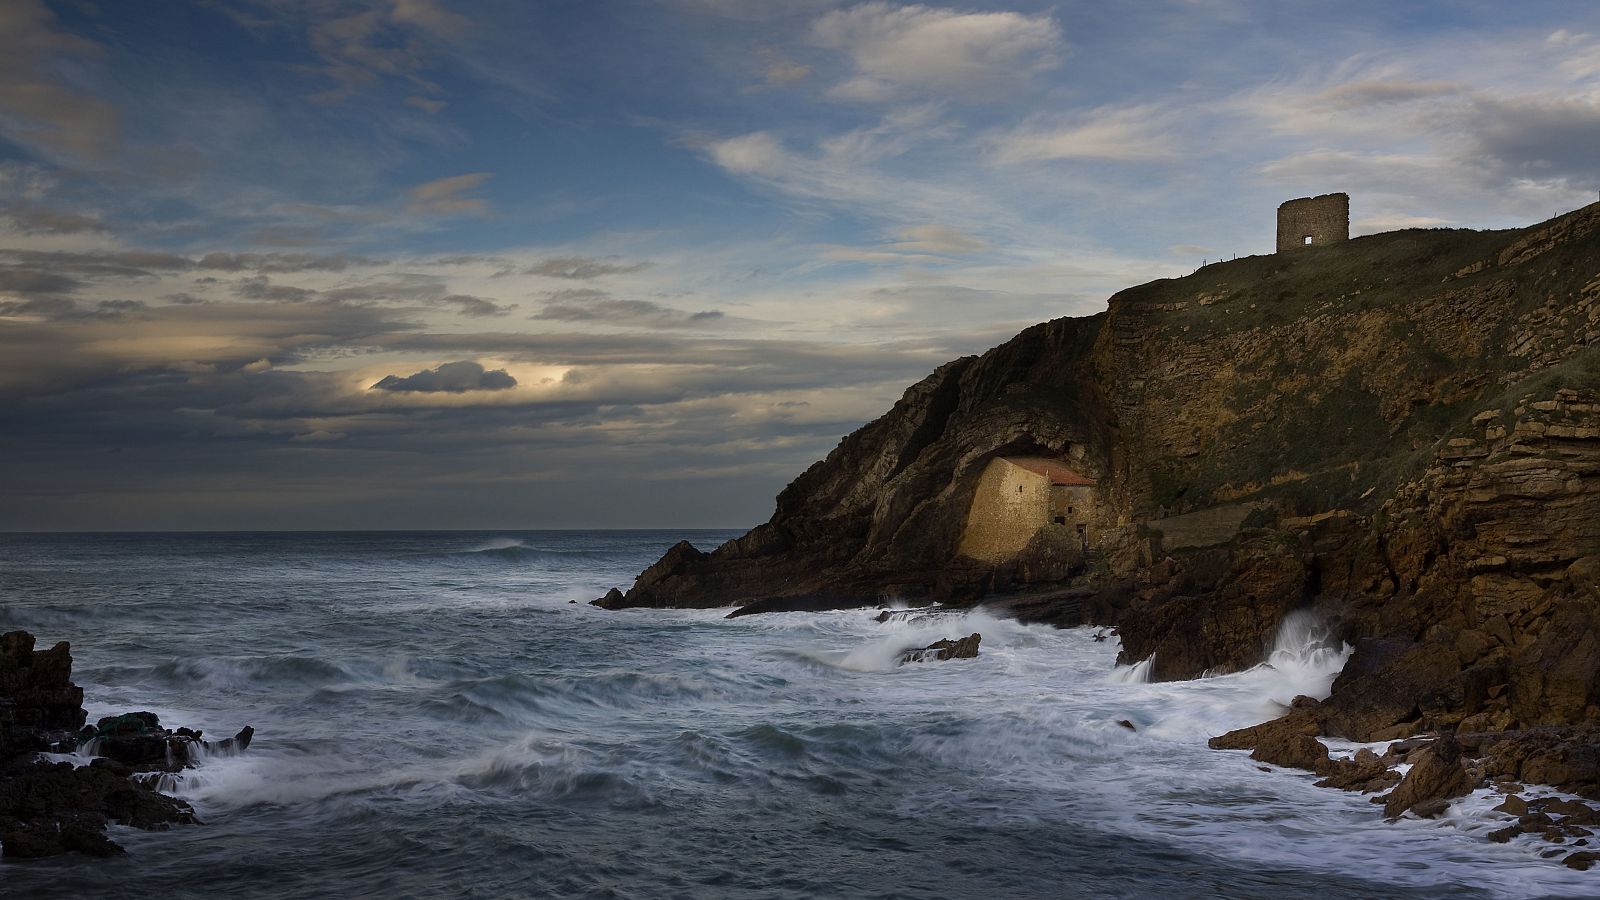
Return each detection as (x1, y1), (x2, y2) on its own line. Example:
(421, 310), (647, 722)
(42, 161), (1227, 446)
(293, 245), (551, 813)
(1127, 206), (1600, 516)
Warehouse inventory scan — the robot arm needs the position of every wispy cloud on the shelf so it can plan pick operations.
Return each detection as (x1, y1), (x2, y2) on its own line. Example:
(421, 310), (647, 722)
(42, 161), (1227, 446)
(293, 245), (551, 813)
(406, 173), (494, 216)
(811, 2), (1063, 102)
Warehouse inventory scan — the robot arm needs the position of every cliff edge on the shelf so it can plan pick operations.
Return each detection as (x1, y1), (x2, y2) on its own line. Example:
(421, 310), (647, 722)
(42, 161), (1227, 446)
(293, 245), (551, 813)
(597, 202), (1600, 741)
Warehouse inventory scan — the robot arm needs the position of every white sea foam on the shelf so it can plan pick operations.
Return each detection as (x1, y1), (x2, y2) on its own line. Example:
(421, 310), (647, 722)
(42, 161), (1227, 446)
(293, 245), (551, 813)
(10, 531), (1597, 898)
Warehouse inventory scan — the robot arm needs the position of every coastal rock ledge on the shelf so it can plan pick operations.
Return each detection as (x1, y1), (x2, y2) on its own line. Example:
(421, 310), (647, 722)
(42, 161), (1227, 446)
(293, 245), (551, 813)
(596, 202), (1600, 839)
(0, 631), (253, 859)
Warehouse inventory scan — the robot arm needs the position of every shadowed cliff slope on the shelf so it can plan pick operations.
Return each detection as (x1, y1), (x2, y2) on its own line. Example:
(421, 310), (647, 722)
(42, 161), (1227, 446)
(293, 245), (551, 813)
(598, 202), (1600, 738)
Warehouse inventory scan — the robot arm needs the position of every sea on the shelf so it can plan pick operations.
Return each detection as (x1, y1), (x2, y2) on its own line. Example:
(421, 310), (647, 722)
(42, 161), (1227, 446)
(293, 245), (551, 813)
(0, 531), (1591, 899)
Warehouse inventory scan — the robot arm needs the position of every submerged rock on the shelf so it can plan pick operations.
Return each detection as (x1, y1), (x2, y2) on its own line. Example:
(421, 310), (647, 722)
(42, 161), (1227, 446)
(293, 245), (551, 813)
(899, 633), (981, 664)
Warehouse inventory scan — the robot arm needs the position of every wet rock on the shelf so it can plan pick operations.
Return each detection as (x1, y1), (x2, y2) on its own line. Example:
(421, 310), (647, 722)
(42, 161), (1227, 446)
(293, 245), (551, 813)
(0, 759), (196, 859)
(0, 630), (87, 758)
(1319, 639), (1460, 742)
(900, 633), (981, 664)
(1470, 726), (1600, 798)
(0, 630), (252, 859)
(1411, 798), (1451, 819)
(1209, 698), (1331, 772)
(1117, 719), (1137, 731)
(1315, 748), (1401, 793)
(1382, 735), (1475, 819)
(1496, 793), (1529, 816)
(1565, 851), (1600, 871)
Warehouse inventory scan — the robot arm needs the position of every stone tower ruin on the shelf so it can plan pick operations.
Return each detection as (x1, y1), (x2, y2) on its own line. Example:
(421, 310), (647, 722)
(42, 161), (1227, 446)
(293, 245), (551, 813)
(1276, 192), (1350, 253)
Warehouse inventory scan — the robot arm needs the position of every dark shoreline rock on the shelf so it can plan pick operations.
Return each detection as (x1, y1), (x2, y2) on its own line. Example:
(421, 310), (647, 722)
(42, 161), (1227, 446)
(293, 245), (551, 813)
(899, 633), (981, 664)
(0, 630), (254, 860)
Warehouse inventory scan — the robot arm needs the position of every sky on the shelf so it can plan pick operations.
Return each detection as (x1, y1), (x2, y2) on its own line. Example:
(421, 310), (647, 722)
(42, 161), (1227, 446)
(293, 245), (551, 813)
(1, 0), (1598, 531)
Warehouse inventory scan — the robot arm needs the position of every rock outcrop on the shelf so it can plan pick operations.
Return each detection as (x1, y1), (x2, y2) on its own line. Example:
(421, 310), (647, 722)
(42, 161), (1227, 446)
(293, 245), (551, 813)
(0, 631), (253, 860)
(900, 633), (982, 664)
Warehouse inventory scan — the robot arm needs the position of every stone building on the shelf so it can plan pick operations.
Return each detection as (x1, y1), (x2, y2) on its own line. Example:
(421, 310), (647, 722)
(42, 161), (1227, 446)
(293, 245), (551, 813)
(957, 457), (1098, 564)
(1276, 192), (1350, 252)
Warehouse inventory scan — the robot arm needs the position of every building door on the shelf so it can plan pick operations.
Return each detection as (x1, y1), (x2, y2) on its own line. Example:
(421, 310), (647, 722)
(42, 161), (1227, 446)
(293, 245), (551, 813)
(1075, 524), (1087, 549)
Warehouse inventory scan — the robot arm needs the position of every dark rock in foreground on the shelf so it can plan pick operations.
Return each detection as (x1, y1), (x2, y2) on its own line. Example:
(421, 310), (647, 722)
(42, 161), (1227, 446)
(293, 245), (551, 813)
(0, 630), (254, 860)
(900, 633), (981, 664)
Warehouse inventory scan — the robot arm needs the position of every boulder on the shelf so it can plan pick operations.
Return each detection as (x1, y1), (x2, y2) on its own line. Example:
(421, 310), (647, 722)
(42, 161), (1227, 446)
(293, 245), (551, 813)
(1319, 639), (1461, 741)
(1382, 735), (1476, 818)
(900, 633), (981, 664)
(1315, 748), (1401, 793)
(0, 759), (196, 859)
(1208, 697), (1332, 772)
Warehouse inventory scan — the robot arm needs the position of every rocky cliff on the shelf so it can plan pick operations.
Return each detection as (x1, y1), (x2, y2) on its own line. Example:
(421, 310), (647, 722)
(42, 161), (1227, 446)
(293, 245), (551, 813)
(597, 202), (1600, 741)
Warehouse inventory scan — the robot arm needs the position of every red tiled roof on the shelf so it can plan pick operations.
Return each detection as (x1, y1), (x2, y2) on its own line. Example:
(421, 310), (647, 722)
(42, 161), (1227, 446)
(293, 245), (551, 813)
(1003, 456), (1095, 486)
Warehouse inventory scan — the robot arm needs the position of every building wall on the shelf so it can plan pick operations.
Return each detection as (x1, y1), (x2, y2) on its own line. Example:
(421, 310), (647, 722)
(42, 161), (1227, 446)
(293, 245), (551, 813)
(957, 459), (1053, 563)
(1049, 485), (1097, 549)
(1276, 193), (1350, 252)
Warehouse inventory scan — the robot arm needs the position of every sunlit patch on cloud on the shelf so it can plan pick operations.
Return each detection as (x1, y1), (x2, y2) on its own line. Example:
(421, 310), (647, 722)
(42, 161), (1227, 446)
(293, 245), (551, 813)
(371, 360), (517, 393)
(811, 2), (1063, 102)
(406, 173), (494, 216)
(987, 106), (1180, 164)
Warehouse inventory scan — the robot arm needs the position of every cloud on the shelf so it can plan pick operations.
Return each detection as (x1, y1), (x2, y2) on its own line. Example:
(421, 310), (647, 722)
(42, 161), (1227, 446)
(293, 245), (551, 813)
(524, 257), (650, 279)
(0, 0), (119, 162)
(196, 252), (381, 273)
(891, 224), (985, 254)
(390, 0), (472, 38)
(406, 173), (494, 216)
(988, 106), (1179, 164)
(439, 294), (512, 317)
(1468, 96), (1600, 186)
(370, 360), (518, 392)
(0, 267), (83, 296)
(818, 225), (986, 266)
(532, 295), (725, 328)
(757, 48), (814, 85)
(811, 2), (1062, 102)
(405, 95), (447, 114)
(307, 2), (466, 106)
(3, 207), (111, 235)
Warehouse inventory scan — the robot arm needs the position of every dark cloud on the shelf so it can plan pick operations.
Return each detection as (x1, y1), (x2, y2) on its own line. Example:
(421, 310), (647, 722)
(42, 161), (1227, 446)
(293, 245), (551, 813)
(0, 296), (78, 319)
(524, 257), (650, 279)
(533, 297), (724, 327)
(371, 360), (517, 393)
(94, 299), (148, 316)
(1470, 97), (1600, 187)
(234, 275), (317, 302)
(439, 294), (511, 317)
(4, 207), (111, 234)
(0, 249), (191, 279)
(0, 267), (83, 295)
(319, 274), (447, 304)
(196, 252), (380, 272)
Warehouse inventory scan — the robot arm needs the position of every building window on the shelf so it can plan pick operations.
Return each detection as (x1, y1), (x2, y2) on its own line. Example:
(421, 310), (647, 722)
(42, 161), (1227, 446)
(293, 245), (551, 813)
(1067, 506), (1074, 514)
(1303, 235), (1313, 245)
(1053, 516), (1065, 525)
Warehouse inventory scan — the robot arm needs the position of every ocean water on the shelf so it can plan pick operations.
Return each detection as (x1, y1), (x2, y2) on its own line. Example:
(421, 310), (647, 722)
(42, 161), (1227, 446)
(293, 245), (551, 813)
(0, 531), (1591, 899)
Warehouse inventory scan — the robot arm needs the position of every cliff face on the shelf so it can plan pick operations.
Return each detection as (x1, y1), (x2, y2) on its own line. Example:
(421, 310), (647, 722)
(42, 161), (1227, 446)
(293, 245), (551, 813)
(598, 202), (1600, 738)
